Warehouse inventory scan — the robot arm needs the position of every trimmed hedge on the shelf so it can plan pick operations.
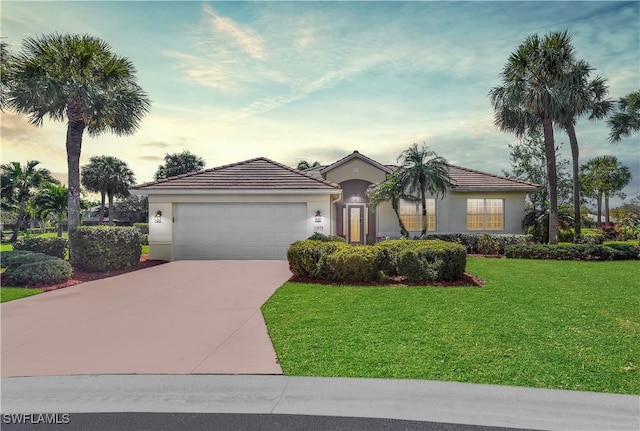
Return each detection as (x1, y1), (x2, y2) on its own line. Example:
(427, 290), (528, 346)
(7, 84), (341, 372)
(322, 246), (384, 283)
(1, 250), (72, 286)
(505, 243), (639, 261)
(133, 223), (149, 235)
(422, 233), (532, 255)
(287, 240), (347, 278)
(287, 238), (467, 283)
(70, 226), (141, 272)
(397, 240), (466, 282)
(307, 232), (347, 242)
(14, 237), (69, 259)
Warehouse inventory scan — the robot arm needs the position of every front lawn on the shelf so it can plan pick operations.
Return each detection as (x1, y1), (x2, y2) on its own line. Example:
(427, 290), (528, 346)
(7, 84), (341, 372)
(1, 287), (43, 303)
(263, 258), (639, 394)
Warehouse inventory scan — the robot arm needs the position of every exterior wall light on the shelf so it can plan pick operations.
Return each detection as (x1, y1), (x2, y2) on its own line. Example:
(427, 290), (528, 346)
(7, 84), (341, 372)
(154, 210), (162, 223)
(315, 210), (322, 223)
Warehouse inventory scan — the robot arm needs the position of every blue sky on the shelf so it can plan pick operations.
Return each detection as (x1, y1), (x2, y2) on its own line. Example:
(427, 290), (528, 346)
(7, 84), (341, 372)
(1, 1), (639, 205)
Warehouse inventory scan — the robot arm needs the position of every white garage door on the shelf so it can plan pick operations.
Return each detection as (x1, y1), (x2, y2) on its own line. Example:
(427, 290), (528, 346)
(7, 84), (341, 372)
(174, 203), (307, 260)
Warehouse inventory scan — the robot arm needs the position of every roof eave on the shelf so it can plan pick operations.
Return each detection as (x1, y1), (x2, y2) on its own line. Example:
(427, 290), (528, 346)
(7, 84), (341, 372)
(130, 188), (340, 196)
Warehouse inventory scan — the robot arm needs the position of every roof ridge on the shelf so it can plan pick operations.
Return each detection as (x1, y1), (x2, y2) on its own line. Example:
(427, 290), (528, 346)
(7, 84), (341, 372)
(257, 157), (341, 188)
(448, 164), (541, 188)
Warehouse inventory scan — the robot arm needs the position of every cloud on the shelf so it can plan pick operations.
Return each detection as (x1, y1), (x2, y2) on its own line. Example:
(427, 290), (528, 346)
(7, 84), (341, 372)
(138, 155), (164, 162)
(203, 5), (264, 59)
(140, 141), (172, 149)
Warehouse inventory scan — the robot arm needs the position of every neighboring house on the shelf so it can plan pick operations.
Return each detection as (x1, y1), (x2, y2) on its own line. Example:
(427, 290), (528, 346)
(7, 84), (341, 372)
(131, 151), (540, 261)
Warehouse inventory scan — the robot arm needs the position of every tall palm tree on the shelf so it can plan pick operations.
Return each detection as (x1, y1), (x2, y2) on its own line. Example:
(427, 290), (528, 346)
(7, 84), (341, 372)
(81, 156), (136, 224)
(30, 182), (68, 237)
(580, 156), (632, 225)
(5, 33), (150, 232)
(558, 62), (612, 238)
(0, 41), (12, 111)
(608, 90), (640, 143)
(367, 174), (416, 238)
(395, 143), (450, 236)
(0, 160), (55, 241)
(490, 31), (578, 244)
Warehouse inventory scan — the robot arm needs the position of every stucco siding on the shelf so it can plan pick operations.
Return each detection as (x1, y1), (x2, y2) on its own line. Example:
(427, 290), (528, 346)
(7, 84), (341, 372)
(324, 159), (388, 184)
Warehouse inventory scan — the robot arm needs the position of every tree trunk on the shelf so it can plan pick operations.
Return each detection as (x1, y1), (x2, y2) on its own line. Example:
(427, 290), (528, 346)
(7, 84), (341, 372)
(66, 101), (86, 233)
(57, 213), (63, 238)
(565, 122), (581, 239)
(392, 200), (409, 238)
(542, 117), (559, 244)
(596, 190), (603, 227)
(604, 191), (610, 225)
(10, 201), (26, 242)
(100, 192), (106, 225)
(420, 184), (427, 237)
(108, 192), (114, 225)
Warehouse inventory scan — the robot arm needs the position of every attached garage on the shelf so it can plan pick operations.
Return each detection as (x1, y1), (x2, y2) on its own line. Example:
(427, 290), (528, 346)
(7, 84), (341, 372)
(131, 157), (341, 261)
(174, 203), (307, 260)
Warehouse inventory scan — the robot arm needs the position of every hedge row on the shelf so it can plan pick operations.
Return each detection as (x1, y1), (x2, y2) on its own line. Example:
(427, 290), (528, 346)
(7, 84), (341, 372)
(505, 243), (639, 261)
(70, 226), (141, 272)
(1, 250), (72, 286)
(287, 239), (466, 283)
(14, 237), (69, 259)
(419, 233), (532, 255)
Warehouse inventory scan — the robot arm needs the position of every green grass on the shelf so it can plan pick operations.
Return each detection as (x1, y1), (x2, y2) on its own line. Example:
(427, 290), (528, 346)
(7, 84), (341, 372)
(263, 258), (640, 394)
(1, 287), (43, 303)
(142, 245), (150, 254)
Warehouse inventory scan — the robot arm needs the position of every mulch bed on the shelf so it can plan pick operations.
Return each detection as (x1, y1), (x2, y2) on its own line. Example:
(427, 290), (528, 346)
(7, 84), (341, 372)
(290, 272), (485, 287)
(2, 254), (168, 292)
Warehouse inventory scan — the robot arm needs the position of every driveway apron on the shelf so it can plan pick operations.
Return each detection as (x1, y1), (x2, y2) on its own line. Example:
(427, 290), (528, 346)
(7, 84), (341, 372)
(1, 261), (291, 377)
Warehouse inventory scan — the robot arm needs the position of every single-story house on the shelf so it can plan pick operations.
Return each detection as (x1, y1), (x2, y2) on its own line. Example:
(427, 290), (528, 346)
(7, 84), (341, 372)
(131, 151), (540, 261)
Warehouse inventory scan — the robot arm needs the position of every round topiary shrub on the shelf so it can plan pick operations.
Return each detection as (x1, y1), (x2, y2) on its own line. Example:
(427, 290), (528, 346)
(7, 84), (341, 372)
(70, 226), (141, 272)
(2, 251), (56, 272)
(6, 258), (72, 286)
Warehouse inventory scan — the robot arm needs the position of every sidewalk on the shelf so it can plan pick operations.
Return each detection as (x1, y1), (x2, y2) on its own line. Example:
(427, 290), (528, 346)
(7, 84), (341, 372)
(2, 375), (638, 430)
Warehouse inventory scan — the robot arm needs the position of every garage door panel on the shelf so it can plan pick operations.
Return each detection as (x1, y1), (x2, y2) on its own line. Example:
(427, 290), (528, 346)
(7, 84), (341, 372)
(174, 203), (307, 260)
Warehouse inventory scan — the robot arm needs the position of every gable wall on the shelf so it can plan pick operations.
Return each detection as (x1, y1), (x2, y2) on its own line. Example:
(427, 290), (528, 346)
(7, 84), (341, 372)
(324, 159), (388, 184)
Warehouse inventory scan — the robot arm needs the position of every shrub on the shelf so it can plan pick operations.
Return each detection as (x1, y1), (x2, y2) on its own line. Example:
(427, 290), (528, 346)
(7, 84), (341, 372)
(424, 233), (531, 254)
(505, 244), (639, 261)
(287, 240), (347, 278)
(322, 246), (384, 283)
(140, 234), (149, 246)
(558, 229), (574, 243)
(575, 232), (605, 245)
(375, 239), (417, 276)
(133, 223), (149, 235)
(70, 226), (141, 272)
(477, 234), (500, 255)
(6, 258), (72, 286)
(14, 237), (69, 259)
(307, 232), (347, 242)
(397, 240), (466, 282)
(2, 251), (56, 272)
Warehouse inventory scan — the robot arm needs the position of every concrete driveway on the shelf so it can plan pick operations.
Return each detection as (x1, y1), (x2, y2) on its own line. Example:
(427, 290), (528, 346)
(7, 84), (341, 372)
(1, 261), (292, 377)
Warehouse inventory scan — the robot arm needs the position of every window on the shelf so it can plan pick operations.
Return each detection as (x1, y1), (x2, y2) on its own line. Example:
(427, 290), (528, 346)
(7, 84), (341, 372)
(467, 199), (504, 231)
(399, 199), (435, 231)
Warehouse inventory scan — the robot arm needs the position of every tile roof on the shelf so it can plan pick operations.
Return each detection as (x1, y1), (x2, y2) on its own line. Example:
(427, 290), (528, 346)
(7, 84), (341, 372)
(131, 157), (340, 191)
(447, 165), (541, 192)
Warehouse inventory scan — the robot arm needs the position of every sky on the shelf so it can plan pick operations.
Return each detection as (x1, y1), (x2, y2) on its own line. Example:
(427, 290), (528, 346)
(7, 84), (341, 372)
(1, 1), (639, 206)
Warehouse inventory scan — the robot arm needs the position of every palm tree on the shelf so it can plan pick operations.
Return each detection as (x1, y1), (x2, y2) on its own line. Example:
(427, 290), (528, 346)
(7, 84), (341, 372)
(558, 62), (612, 238)
(580, 156), (632, 225)
(367, 174), (416, 238)
(490, 31), (578, 244)
(395, 143), (450, 236)
(608, 90), (640, 143)
(296, 160), (321, 171)
(0, 41), (12, 111)
(30, 182), (68, 237)
(5, 33), (150, 232)
(81, 156), (136, 225)
(0, 160), (55, 241)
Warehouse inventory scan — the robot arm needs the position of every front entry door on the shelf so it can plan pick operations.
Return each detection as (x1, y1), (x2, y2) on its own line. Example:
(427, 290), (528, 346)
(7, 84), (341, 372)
(347, 205), (365, 244)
